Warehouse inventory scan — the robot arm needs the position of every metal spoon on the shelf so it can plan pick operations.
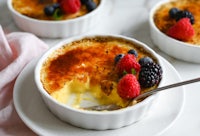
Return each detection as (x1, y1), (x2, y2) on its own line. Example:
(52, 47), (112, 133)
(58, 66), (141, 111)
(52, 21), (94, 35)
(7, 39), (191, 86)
(82, 77), (200, 111)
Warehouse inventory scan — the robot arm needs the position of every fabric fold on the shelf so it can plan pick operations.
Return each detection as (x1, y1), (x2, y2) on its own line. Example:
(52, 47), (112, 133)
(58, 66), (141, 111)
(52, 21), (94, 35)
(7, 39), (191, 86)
(0, 25), (49, 136)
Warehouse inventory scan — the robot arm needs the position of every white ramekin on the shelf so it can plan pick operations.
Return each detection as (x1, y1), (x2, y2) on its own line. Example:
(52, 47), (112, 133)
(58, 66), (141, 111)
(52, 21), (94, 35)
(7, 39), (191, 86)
(34, 34), (165, 130)
(149, 0), (200, 63)
(7, 0), (105, 38)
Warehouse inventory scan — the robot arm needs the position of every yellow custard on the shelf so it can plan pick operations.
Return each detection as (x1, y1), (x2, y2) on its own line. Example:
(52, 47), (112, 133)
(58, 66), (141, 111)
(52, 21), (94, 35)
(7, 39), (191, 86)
(154, 0), (200, 45)
(40, 36), (159, 109)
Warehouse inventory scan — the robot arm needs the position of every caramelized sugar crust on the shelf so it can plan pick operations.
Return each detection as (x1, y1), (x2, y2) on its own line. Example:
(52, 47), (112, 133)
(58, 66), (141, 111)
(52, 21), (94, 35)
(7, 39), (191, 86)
(12, 0), (100, 20)
(154, 0), (200, 45)
(40, 36), (157, 94)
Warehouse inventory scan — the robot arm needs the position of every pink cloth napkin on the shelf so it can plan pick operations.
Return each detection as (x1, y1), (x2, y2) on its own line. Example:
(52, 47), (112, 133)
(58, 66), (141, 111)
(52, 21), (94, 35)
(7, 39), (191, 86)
(0, 26), (49, 136)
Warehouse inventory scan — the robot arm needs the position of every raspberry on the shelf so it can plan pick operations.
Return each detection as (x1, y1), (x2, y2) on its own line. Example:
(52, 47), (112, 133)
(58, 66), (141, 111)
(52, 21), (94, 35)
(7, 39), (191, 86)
(59, 0), (81, 14)
(139, 62), (162, 88)
(116, 54), (141, 76)
(117, 74), (140, 99)
(167, 18), (195, 41)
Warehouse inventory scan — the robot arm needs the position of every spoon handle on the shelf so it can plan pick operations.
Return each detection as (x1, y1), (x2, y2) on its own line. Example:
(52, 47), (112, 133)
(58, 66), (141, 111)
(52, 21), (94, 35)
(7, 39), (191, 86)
(133, 77), (200, 101)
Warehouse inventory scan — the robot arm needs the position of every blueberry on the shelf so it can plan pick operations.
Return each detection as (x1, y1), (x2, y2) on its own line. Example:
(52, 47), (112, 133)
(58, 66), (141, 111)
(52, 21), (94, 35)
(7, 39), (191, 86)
(85, 0), (97, 12)
(127, 49), (138, 57)
(139, 57), (153, 66)
(169, 8), (180, 19)
(44, 5), (55, 16)
(52, 3), (60, 9)
(114, 54), (124, 64)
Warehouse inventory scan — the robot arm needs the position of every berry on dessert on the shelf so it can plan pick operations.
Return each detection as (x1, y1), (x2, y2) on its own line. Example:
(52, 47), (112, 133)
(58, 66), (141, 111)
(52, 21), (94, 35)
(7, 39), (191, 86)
(44, 3), (61, 16)
(127, 49), (138, 57)
(169, 8), (195, 24)
(117, 74), (140, 99)
(44, 5), (56, 16)
(139, 62), (162, 88)
(53, 3), (60, 9)
(84, 0), (97, 12)
(114, 54), (124, 64)
(59, 0), (81, 14)
(175, 10), (195, 24)
(167, 18), (195, 41)
(116, 54), (141, 76)
(139, 57), (153, 66)
(169, 8), (180, 19)
(43, 0), (98, 19)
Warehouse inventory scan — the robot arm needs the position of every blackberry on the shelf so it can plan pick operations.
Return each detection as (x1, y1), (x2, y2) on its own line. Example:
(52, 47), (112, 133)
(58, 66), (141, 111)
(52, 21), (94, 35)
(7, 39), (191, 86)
(139, 57), (153, 66)
(175, 10), (195, 24)
(139, 62), (162, 88)
(128, 49), (138, 57)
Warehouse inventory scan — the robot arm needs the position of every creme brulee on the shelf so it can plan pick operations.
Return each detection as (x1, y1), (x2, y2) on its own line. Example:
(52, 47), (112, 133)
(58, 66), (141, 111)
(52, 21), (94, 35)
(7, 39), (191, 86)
(40, 36), (159, 109)
(153, 0), (200, 45)
(12, 0), (100, 20)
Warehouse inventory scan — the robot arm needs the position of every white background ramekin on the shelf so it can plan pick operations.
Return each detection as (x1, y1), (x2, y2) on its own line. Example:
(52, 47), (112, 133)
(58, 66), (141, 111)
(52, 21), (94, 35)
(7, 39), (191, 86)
(34, 34), (165, 130)
(7, 0), (105, 38)
(149, 0), (200, 63)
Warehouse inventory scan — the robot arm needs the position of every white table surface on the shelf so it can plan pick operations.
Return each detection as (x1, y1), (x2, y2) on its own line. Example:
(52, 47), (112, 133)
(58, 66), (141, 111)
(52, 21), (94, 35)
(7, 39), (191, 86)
(1, 0), (200, 135)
